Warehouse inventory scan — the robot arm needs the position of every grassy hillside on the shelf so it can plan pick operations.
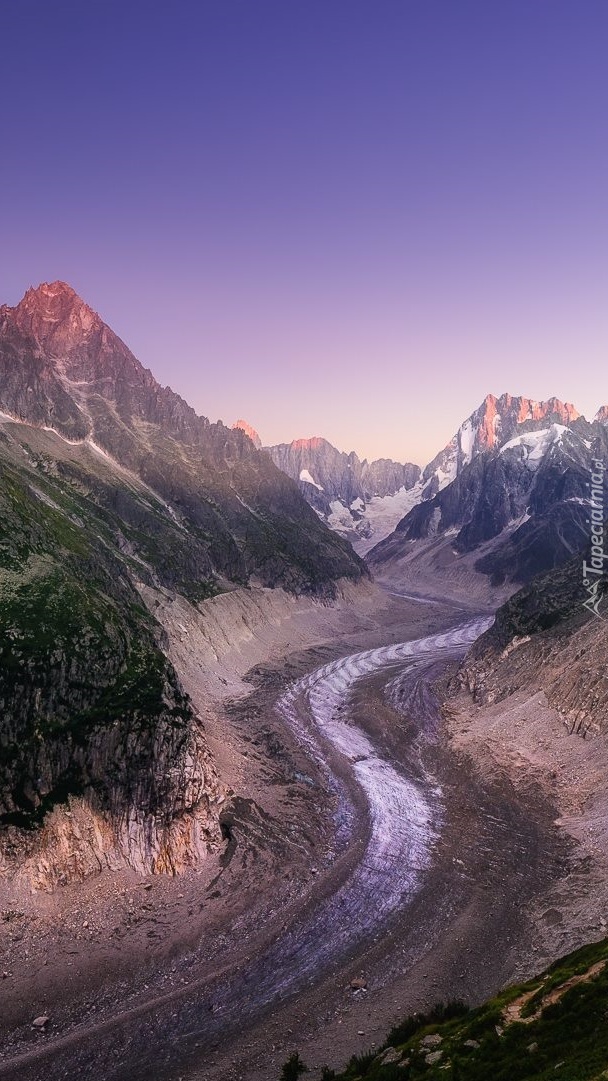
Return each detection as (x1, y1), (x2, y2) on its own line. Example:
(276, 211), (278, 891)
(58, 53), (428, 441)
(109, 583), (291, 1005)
(311, 937), (608, 1081)
(0, 430), (209, 832)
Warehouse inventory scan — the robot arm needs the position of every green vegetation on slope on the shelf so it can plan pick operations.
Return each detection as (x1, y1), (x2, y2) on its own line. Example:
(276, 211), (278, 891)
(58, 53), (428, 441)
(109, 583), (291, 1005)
(303, 938), (608, 1081)
(0, 446), (197, 828)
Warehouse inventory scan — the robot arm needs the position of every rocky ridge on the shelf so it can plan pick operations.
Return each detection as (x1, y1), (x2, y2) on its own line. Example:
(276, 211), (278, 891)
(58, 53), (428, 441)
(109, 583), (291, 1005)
(233, 418), (262, 449)
(265, 435), (420, 550)
(370, 395), (608, 586)
(0, 281), (365, 597)
(421, 393), (581, 497)
(0, 281), (366, 889)
(453, 553), (608, 736)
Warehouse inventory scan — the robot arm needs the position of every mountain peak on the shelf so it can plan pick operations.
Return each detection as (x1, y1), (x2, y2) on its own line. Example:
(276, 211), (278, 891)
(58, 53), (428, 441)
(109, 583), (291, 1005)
(232, 419), (262, 449)
(476, 393), (579, 436)
(8, 280), (101, 353)
(26, 279), (77, 299)
(18, 280), (88, 313)
(421, 391), (581, 491)
(291, 436), (328, 451)
(465, 392), (579, 454)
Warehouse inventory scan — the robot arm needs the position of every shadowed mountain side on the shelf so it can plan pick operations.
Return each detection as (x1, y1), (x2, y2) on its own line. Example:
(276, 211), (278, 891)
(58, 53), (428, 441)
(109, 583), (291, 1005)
(370, 416), (608, 587)
(453, 547), (608, 734)
(0, 282), (366, 597)
(0, 282), (368, 888)
(265, 435), (420, 551)
(0, 432), (222, 887)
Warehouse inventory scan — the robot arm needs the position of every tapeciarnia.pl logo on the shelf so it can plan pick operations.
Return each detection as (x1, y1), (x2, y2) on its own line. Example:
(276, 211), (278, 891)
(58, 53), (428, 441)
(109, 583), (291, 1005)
(582, 458), (606, 619)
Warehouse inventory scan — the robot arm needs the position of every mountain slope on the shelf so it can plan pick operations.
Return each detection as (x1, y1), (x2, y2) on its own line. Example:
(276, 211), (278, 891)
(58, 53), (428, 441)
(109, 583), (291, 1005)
(455, 547), (608, 734)
(0, 281), (367, 887)
(0, 282), (366, 597)
(308, 936), (608, 1080)
(421, 393), (580, 497)
(370, 394), (608, 588)
(0, 425), (222, 887)
(265, 435), (420, 552)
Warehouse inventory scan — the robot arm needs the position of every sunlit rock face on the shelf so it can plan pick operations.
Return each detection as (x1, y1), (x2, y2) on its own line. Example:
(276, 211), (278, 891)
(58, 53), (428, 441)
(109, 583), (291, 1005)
(370, 393), (608, 587)
(233, 418), (262, 449)
(265, 435), (420, 551)
(420, 393), (581, 498)
(0, 281), (365, 594)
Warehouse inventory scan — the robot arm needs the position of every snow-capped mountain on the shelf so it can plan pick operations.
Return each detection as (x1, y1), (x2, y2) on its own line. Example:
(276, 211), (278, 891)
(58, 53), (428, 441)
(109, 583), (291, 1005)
(370, 395), (608, 587)
(263, 436), (420, 553)
(420, 393), (581, 497)
(261, 395), (589, 557)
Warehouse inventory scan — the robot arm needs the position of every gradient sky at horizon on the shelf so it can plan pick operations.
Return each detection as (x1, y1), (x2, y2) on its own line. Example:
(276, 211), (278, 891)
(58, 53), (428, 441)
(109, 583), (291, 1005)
(2, 0), (607, 466)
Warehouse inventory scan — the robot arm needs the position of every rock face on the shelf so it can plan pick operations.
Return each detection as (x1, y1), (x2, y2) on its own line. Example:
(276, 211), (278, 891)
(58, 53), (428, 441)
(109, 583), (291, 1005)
(265, 435), (420, 550)
(370, 394), (608, 586)
(454, 552), (608, 738)
(0, 282), (366, 597)
(0, 281), (366, 889)
(0, 428), (222, 889)
(232, 418), (262, 449)
(421, 393), (581, 498)
(267, 436), (420, 506)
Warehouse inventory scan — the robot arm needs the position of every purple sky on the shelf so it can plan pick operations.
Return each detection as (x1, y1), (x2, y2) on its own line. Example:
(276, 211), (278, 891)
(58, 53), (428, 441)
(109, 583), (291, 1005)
(2, 1), (607, 466)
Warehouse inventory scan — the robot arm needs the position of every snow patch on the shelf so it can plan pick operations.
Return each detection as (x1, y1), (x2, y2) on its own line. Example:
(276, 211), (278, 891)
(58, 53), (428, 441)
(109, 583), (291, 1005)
(299, 468), (324, 491)
(328, 499), (352, 532)
(500, 424), (568, 468)
(435, 460), (457, 488)
(458, 419), (475, 465)
(352, 486), (424, 556)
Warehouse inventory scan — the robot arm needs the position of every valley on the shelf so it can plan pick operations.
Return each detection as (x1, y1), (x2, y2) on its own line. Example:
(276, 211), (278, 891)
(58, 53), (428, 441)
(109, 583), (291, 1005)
(1, 283), (608, 1081)
(1, 576), (601, 1081)
(4, 4), (608, 1077)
